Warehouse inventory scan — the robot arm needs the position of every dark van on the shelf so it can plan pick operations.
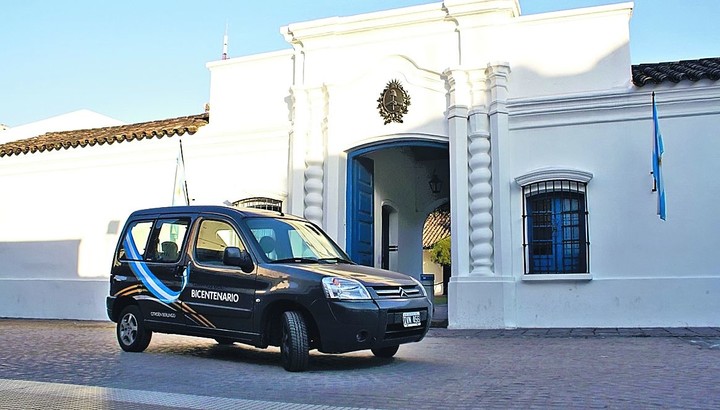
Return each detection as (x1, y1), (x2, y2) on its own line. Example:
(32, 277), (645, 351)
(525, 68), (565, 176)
(106, 206), (432, 371)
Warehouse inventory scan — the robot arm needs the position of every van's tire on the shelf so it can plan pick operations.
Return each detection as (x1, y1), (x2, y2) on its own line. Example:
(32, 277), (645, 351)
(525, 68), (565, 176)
(280, 311), (309, 372)
(116, 305), (152, 352)
(215, 338), (235, 345)
(371, 345), (399, 358)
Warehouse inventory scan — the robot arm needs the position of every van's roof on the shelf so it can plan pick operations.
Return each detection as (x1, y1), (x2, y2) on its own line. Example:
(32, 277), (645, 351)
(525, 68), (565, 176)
(127, 205), (299, 220)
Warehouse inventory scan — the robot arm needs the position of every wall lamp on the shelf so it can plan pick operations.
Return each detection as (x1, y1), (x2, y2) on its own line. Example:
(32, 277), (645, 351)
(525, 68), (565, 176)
(428, 171), (442, 194)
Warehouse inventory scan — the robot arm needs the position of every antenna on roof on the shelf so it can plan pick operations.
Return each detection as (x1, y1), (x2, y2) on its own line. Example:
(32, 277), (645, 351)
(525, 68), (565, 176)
(222, 21), (229, 60)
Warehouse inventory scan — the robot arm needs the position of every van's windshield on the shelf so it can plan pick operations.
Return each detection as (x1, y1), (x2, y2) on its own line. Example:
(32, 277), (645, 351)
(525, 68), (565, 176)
(245, 217), (352, 264)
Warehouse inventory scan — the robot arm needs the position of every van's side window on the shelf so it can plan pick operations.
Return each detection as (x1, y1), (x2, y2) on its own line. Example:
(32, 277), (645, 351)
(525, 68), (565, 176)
(118, 221), (154, 260)
(146, 218), (190, 262)
(195, 219), (245, 265)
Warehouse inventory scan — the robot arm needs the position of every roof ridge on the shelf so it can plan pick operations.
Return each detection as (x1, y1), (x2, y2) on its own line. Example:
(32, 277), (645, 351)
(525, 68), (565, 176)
(0, 113), (209, 158)
(632, 57), (720, 87)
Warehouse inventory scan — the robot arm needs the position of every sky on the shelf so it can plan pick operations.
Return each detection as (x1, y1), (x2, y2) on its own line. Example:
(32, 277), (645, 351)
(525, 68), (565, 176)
(1, 0), (718, 127)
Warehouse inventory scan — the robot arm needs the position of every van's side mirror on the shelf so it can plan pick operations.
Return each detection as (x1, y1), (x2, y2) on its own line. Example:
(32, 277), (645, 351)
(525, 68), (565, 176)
(223, 247), (254, 273)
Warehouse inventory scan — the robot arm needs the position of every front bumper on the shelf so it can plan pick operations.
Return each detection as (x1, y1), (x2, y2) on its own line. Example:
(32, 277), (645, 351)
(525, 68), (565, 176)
(311, 297), (432, 354)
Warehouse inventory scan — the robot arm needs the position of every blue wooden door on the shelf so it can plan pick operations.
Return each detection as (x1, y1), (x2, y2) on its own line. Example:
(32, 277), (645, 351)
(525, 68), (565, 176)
(350, 157), (374, 266)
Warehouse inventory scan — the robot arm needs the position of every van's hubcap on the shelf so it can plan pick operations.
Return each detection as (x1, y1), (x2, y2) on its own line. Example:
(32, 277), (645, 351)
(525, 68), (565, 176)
(119, 313), (138, 345)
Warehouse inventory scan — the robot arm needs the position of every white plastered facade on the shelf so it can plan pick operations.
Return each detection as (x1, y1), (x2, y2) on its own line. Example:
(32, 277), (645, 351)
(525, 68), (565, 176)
(1, 0), (719, 328)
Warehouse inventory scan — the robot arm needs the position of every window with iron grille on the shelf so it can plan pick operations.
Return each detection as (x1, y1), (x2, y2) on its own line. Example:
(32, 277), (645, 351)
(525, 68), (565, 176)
(522, 180), (589, 274)
(232, 197), (282, 212)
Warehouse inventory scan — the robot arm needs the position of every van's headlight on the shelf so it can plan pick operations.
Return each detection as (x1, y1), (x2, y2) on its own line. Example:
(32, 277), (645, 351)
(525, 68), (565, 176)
(322, 277), (371, 300)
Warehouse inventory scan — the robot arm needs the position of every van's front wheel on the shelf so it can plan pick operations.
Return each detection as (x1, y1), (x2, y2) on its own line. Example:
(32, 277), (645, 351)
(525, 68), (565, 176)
(117, 305), (152, 352)
(280, 311), (309, 372)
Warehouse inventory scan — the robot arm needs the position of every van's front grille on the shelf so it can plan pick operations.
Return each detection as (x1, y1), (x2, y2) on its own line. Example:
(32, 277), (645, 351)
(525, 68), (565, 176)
(384, 308), (429, 340)
(370, 285), (423, 299)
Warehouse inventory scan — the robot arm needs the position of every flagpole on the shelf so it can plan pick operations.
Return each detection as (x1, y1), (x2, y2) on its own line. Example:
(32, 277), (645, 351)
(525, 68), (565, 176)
(179, 139), (190, 205)
(222, 22), (228, 60)
(651, 92), (656, 192)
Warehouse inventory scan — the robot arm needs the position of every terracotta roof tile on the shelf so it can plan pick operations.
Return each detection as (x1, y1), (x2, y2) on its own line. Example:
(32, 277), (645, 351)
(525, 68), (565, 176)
(0, 113), (209, 158)
(423, 204), (450, 249)
(632, 57), (720, 87)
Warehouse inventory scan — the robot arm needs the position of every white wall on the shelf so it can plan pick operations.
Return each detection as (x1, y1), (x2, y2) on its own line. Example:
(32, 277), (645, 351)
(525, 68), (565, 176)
(0, 124), (290, 320)
(206, 50), (294, 132)
(497, 4), (633, 98)
(0, 137), (179, 319)
(498, 86), (720, 328)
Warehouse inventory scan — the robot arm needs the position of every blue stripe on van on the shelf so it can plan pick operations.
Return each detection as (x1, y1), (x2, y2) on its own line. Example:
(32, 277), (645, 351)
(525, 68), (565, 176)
(123, 232), (188, 303)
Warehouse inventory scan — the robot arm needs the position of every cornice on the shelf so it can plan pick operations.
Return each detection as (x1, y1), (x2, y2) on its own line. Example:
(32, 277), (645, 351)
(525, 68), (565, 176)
(508, 84), (720, 130)
(515, 167), (594, 186)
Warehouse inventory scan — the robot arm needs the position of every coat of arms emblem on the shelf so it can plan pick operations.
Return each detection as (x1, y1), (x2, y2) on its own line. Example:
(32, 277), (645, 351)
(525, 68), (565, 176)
(377, 79), (411, 124)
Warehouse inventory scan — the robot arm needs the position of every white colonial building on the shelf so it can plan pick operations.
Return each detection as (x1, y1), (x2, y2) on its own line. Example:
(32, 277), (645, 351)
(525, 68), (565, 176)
(1, 0), (719, 328)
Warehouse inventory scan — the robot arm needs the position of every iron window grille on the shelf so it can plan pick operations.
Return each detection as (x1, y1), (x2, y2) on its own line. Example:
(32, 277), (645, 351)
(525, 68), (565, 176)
(232, 197), (282, 213)
(521, 180), (589, 274)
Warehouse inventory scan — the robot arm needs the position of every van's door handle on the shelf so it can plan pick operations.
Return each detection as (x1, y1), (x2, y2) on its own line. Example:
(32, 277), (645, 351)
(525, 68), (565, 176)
(174, 266), (188, 278)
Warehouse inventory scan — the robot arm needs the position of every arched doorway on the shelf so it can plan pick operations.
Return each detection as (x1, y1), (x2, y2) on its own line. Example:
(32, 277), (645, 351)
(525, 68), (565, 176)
(346, 140), (449, 278)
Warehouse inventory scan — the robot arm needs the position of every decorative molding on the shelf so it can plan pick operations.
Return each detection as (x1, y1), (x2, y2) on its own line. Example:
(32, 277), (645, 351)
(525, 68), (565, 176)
(508, 85), (720, 130)
(303, 86), (328, 226)
(515, 167), (594, 187)
(486, 62), (511, 115)
(304, 159), (324, 225)
(377, 79), (411, 125)
(468, 122), (493, 275)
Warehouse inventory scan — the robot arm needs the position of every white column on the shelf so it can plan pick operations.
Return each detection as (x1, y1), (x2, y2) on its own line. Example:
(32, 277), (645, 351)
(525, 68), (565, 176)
(443, 68), (471, 278)
(303, 86), (327, 227)
(286, 44), (307, 217)
(467, 69), (494, 275)
(449, 63), (515, 329)
(288, 86), (308, 217)
(486, 62), (512, 277)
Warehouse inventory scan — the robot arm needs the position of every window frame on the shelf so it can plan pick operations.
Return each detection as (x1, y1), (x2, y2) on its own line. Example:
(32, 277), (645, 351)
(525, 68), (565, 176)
(515, 168), (593, 280)
(193, 217), (247, 267)
(522, 181), (589, 274)
(118, 217), (190, 263)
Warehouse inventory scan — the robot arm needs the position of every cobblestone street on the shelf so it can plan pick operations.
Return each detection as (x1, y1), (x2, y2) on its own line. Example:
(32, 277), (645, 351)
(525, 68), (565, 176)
(1, 319), (719, 409)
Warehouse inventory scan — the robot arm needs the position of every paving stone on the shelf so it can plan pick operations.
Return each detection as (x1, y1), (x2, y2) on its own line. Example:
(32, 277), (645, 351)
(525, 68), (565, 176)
(1, 319), (719, 409)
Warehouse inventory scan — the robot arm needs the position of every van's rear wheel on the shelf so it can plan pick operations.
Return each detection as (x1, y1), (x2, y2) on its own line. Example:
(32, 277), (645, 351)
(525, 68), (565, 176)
(280, 311), (309, 372)
(117, 305), (152, 352)
(371, 345), (399, 358)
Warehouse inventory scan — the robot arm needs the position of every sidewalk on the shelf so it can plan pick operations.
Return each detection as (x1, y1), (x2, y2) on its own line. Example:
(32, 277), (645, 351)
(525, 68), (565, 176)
(429, 303), (720, 339)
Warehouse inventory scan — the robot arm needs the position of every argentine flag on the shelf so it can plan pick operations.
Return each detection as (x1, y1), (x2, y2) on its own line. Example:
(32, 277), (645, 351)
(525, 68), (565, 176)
(652, 93), (666, 221)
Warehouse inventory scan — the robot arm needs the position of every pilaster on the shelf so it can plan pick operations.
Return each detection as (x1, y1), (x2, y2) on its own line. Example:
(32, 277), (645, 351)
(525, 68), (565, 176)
(486, 62), (512, 277)
(443, 68), (471, 278)
(288, 86), (308, 217)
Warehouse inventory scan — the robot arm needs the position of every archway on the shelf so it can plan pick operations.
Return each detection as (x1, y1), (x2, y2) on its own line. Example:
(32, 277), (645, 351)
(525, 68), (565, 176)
(346, 140), (449, 279)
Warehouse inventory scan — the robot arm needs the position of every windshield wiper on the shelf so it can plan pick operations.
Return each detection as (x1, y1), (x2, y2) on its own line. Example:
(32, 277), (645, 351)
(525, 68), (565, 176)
(318, 257), (354, 264)
(271, 257), (319, 264)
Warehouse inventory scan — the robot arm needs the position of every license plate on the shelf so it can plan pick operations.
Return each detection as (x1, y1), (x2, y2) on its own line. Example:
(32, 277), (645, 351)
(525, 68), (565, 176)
(402, 311), (421, 327)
